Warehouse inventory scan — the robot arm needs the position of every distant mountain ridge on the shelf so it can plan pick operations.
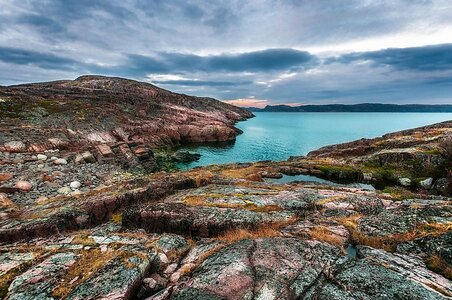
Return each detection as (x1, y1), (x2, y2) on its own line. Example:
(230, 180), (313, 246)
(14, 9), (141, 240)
(246, 103), (452, 112)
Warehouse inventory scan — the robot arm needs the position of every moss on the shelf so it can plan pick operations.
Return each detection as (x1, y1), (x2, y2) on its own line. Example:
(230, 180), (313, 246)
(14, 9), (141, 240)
(111, 212), (123, 224)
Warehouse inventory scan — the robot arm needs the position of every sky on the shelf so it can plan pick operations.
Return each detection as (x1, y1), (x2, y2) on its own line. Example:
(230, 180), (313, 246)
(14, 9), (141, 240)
(1, 0), (452, 106)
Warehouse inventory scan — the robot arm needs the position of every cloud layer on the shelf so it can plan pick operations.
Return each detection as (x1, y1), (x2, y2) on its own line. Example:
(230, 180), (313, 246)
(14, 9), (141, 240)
(1, 0), (452, 104)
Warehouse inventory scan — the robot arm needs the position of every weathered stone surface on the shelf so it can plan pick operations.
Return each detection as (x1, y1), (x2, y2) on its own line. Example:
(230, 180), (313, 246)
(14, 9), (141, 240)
(66, 250), (157, 300)
(123, 202), (294, 237)
(172, 238), (341, 300)
(6, 252), (78, 300)
(312, 246), (451, 299)
(4, 141), (26, 152)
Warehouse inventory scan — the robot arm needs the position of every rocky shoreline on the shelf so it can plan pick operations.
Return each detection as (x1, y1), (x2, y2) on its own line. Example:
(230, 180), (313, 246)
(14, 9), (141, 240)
(0, 78), (451, 299)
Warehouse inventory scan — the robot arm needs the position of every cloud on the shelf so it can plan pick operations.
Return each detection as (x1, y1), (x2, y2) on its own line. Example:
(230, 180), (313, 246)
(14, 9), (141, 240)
(223, 99), (269, 108)
(332, 44), (452, 71)
(0, 46), (81, 70)
(1, 1), (452, 104)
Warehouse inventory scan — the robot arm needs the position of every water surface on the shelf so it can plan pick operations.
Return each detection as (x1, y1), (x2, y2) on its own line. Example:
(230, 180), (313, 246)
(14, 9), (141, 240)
(178, 112), (452, 169)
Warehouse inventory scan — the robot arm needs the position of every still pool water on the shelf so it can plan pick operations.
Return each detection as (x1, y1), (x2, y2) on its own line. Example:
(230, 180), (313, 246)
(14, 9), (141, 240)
(177, 112), (452, 169)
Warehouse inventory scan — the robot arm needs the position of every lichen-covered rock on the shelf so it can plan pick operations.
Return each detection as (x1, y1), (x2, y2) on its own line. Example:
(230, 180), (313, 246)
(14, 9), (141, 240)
(6, 252), (78, 300)
(312, 246), (451, 299)
(123, 202), (294, 237)
(172, 238), (341, 300)
(66, 250), (157, 300)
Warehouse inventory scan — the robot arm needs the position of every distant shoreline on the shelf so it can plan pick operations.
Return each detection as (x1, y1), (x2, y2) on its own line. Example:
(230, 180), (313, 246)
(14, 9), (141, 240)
(245, 103), (452, 113)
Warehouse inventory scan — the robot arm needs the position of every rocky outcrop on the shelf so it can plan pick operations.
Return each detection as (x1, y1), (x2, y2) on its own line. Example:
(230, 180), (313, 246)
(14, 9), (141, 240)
(0, 75), (252, 153)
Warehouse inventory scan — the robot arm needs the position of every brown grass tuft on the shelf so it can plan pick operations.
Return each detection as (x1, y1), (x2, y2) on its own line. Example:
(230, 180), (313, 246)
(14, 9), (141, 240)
(51, 249), (117, 299)
(216, 218), (296, 244)
(426, 255), (452, 281)
(307, 226), (345, 249)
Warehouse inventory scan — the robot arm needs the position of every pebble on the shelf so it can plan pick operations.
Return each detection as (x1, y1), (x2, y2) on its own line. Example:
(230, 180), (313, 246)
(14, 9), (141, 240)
(70, 181), (81, 190)
(57, 186), (72, 195)
(37, 154), (47, 161)
(420, 177), (433, 189)
(54, 158), (68, 165)
(398, 177), (411, 186)
(143, 277), (157, 290)
(50, 156), (58, 161)
(15, 180), (33, 192)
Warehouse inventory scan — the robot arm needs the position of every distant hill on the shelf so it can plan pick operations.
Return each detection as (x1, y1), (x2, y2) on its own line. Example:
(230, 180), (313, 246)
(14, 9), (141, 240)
(246, 103), (452, 112)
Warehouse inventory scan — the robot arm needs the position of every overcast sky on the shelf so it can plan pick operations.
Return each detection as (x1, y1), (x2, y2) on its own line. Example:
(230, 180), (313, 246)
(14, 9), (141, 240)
(1, 0), (452, 106)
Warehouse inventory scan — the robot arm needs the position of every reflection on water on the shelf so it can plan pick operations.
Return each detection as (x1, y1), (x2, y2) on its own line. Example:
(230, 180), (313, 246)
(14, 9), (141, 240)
(177, 112), (452, 169)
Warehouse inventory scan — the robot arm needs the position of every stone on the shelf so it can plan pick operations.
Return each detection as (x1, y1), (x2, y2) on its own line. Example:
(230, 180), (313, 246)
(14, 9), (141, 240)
(4, 141), (26, 152)
(420, 177), (433, 189)
(50, 156), (58, 161)
(0, 173), (13, 182)
(171, 151), (201, 163)
(362, 172), (373, 181)
(74, 154), (84, 164)
(81, 151), (96, 163)
(398, 177), (411, 186)
(54, 158), (68, 165)
(15, 180), (33, 192)
(58, 186), (72, 195)
(37, 154), (47, 161)
(172, 238), (341, 299)
(143, 277), (157, 290)
(70, 181), (82, 190)
(97, 144), (113, 157)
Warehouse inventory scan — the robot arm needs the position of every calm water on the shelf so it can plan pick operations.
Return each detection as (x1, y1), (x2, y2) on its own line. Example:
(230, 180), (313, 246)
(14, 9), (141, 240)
(177, 112), (452, 169)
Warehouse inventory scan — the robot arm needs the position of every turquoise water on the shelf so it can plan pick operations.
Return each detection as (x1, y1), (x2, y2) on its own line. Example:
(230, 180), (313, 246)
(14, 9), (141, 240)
(177, 112), (452, 169)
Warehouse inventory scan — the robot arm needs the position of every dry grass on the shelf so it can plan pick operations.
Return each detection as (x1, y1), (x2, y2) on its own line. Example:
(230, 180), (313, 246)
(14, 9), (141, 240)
(315, 195), (348, 205)
(336, 214), (452, 252)
(216, 218), (296, 244)
(179, 244), (226, 276)
(71, 234), (97, 246)
(426, 255), (452, 280)
(51, 249), (117, 299)
(307, 226), (345, 249)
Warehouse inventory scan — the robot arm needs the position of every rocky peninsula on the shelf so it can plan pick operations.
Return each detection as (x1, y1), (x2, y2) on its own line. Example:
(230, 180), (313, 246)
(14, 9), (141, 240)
(0, 77), (451, 299)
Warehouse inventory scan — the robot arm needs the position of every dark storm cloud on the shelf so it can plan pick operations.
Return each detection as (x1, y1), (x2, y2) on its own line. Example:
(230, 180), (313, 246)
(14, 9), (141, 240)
(0, 46), (80, 70)
(333, 44), (452, 71)
(122, 49), (317, 76)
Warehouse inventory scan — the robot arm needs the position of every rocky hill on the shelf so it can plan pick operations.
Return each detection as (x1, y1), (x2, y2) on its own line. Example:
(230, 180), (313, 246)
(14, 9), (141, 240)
(0, 75), (253, 152)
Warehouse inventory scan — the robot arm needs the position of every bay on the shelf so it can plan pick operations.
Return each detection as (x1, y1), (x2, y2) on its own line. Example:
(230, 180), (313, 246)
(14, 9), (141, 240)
(177, 112), (452, 169)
